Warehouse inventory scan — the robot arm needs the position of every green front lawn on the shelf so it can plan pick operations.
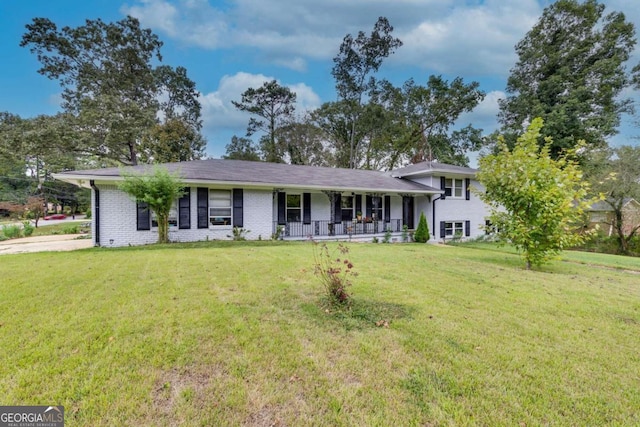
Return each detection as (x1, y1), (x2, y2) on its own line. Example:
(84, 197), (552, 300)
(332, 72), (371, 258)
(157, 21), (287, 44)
(0, 242), (638, 426)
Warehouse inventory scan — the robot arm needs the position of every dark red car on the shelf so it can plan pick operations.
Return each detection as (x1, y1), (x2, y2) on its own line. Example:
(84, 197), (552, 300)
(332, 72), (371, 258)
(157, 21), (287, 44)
(43, 214), (67, 220)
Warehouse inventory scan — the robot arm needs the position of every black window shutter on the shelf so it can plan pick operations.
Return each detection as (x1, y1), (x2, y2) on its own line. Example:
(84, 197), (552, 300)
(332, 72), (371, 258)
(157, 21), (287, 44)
(333, 193), (342, 223)
(465, 220), (471, 237)
(384, 195), (391, 222)
(440, 221), (446, 238)
(440, 176), (446, 190)
(277, 192), (286, 225)
(366, 195), (372, 217)
(355, 194), (362, 215)
(233, 189), (243, 227)
(178, 187), (190, 229)
(402, 196), (410, 227)
(137, 201), (150, 231)
(303, 193), (311, 224)
(197, 187), (208, 229)
(465, 178), (471, 200)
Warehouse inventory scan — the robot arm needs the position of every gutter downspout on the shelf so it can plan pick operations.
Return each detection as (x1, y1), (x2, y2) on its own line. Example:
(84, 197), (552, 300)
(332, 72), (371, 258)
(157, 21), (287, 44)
(432, 194), (445, 240)
(90, 180), (100, 246)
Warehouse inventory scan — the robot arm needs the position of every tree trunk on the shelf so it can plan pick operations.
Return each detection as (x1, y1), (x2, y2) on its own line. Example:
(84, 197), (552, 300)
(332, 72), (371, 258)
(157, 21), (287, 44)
(613, 209), (628, 255)
(129, 142), (138, 166)
(158, 213), (168, 244)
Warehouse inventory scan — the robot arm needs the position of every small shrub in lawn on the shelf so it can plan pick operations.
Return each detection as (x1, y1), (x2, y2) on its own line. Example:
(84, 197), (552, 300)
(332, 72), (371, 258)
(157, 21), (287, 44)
(311, 240), (357, 305)
(62, 224), (79, 234)
(2, 224), (22, 239)
(414, 212), (430, 243)
(227, 227), (250, 241)
(382, 228), (392, 243)
(85, 209), (92, 219)
(22, 221), (34, 237)
(401, 225), (410, 242)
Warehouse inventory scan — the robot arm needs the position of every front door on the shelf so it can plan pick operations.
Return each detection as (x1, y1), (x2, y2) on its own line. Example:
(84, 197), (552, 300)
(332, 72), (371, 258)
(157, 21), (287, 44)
(403, 196), (414, 228)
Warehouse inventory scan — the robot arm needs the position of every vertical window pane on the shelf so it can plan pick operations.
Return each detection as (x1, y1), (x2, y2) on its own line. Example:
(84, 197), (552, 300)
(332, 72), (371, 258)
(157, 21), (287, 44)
(209, 190), (231, 225)
(286, 194), (301, 222)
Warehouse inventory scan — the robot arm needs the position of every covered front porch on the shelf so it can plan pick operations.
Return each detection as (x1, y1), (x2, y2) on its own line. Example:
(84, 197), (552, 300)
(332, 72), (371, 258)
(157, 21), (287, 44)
(273, 218), (406, 240)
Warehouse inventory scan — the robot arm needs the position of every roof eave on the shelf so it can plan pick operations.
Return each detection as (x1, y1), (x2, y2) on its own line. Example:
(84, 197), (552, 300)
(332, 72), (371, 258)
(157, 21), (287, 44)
(52, 173), (441, 195)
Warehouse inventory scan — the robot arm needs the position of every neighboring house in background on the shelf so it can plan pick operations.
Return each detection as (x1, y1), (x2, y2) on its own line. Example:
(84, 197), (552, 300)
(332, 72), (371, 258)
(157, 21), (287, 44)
(53, 159), (489, 247)
(586, 198), (640, 236)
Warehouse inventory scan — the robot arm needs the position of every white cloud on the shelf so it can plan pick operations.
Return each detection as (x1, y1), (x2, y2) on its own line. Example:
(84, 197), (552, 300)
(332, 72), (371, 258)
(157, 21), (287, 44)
(121, 0), (180, 37)
(121, 0), (228, 48)
(457, 90), (504, 134)
(288, 82), (322, 112)
(120, 0), (456, 70)
(199, 72), (270, 132)
(199, 72), (322, 135)
(396, 0), (541, 76)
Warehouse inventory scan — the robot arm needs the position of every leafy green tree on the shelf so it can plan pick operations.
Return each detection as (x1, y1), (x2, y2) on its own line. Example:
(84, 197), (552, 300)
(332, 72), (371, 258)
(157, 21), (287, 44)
(119, 167), (184, 244)
(276, 117), (333, 166)
(332, 17), (403, 169)
(232, 80), (296, 163)
(498, 0), (638, 157)
(24, 196), (45, 227)
(223, 136), (262, 161)
(413, 212), (430, 243)
(140, 118), (206, 163)
(584, 145), (640, 254)
(0, 112), (32, 203)
(1, 112), (86, 206)
(21, 16), (203, 165)
(311, 100), (360, 168)
(371, 77), (485, 168)
(477, 118), (595, 269)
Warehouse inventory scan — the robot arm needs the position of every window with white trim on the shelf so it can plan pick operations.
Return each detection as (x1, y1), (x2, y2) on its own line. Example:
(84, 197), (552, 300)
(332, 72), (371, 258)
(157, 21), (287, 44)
(445, 178), (464, 198)
(287, 194), (301, 222)
(209, 190), (232, 226)
(151, 202), (178, 228)
(341, 196), (354, 221)
(370, 196), (383, 221)
(445, 221), (464, 237)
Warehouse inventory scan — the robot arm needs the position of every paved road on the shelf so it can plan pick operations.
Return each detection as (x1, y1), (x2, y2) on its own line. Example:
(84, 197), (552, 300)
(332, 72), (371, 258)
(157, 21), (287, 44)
(0, 234), (93, 255)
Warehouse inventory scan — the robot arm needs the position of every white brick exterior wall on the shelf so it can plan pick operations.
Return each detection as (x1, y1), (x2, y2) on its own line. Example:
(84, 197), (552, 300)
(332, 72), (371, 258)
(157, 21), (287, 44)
(89, 174), (490, 247)
(93, 185), (273, 247)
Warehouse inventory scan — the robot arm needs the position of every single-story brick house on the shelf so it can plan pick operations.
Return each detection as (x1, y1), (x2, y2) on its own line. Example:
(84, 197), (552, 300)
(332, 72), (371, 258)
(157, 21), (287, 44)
(586, 198), (640, 236)
(52, 159), (489, 247)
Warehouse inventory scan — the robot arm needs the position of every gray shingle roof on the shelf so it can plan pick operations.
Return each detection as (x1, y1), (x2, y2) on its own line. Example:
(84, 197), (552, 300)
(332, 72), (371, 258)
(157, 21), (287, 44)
(588, 198), (637, 211)
(390, 161), (477, 178)
(54, 159), (441, 194)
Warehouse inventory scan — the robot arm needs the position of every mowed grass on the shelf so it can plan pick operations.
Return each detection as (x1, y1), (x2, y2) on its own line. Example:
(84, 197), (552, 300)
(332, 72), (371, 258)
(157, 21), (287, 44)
(0, 241), (638, 426)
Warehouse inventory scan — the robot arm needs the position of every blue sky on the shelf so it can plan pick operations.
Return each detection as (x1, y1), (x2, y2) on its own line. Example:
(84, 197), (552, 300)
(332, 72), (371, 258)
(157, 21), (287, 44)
(1, 0), (639, 166)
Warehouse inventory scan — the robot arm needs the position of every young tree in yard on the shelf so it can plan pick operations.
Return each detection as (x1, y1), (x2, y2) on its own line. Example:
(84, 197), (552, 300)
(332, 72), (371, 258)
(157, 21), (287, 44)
(477, 118), (595, 269)
(499, 0), (639, 157)
(24, 196), (45, 228)
(119, 167), (184, 244)
(413, 212), (430, 243)
(584, 145), (640, 254)
(232, 80), (296, 163)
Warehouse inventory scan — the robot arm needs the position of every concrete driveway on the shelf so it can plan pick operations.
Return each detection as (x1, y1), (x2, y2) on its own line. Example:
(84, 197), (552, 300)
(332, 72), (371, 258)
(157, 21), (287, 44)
(0, 234), (93, 255)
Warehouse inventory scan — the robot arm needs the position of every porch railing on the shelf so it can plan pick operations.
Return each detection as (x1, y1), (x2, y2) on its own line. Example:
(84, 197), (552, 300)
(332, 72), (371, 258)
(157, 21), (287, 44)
(273, 219), (404, 239)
